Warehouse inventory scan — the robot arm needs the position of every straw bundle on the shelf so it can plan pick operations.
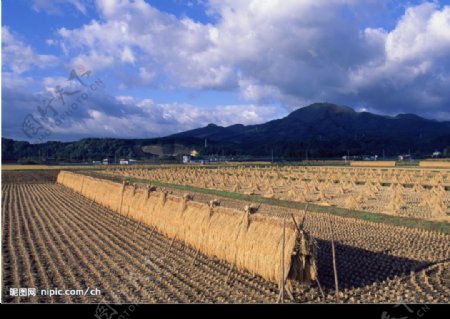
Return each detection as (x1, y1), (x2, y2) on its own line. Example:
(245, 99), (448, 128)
(344, 195), (360, 210)
(386, 191), (406, 213)
(57, 171), (318, 285)
(350, 161), (396, 167)
(419, 161), (450, 168)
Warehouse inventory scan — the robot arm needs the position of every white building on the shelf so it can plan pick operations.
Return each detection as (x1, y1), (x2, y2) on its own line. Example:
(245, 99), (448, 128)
(432, 151), (441, 158)
(182, 155), (191, 164)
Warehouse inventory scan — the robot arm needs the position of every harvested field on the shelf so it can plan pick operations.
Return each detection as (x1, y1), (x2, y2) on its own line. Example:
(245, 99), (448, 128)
(1, 165), (102, 171)
(420, 161), (450, 169)
(2, 182), (287, 303)
(57, 171), (318, 286)
(1, 170), (59, 184)
(2, 170), (449, 304)
(350, 161), (396, 167)
(105, 166), (450, 222)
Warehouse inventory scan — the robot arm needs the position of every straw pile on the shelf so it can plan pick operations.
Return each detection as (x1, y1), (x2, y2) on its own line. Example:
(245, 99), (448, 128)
(350, 161), (396, 167)
(57, 171), (317, 285)
(419, 161), (450, 168)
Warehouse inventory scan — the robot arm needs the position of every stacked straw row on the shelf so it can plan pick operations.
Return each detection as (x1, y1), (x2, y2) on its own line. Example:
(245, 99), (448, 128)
(57, 171), (315, 284)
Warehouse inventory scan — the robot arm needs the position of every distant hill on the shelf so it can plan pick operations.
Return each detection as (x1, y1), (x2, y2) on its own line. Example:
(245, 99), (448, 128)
(142, 143), (192, 157)
(3, 103), (450, 162)
(170, 103), (450, 158)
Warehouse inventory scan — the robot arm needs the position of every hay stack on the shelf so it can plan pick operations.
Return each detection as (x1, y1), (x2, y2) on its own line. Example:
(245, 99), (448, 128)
(264, 186), (275, 198)
(296, 191), (307, 202)
(57, 171), (318, 285)
(287, 188), (296, 200)
(386, 190), (406, 213)
(344, 195), (360, 210)
(427, 194), (447, 218)
(288, 227), (318, 284)
(413, 183), (423, 192)
(430, 200), (447, 218)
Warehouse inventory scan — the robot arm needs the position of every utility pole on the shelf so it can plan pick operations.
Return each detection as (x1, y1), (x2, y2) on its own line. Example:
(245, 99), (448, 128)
(271, 148), (274, 163)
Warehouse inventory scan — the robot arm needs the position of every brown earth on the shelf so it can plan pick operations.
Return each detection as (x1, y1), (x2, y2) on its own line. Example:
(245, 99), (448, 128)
(1, 170), (59, 184)
(2, 170), (449, 303)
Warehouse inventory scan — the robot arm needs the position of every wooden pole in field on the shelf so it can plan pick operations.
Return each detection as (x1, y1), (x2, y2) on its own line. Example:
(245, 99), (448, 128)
(290, 213), (324, 302)
(121, 206), (130, 226)
(80, 176), (85, 195)
(191, 248), (200, 265)
(133, 220), (142, 243)
(134, 220), (141, 233)
(117, 181), (126, 226)
(281, 218), (286, 303)
(285, 281), (295, 302)
(329, 217), (340, 303)
(312, 263), (325, 301)
(225, 264), (235, 284)
(300, 203), (309, 229)
(164, 237), (177, 259)
(149, 226), (156, 239)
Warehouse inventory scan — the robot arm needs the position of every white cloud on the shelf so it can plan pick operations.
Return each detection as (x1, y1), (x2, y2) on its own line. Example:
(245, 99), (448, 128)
(385, 3), (450, 62)
(138, 67), (156, 84)
(120, 46), (135, 64)
(32, 0), (87, 15)
(2, 27), (59, 75)
(7, 0), (450, 133)
(2, 72), (35, 89)
(53, 0), (386, 103)
(55, 0), (232, 88)
(2, 85), (285, 141)
(349, 2), (450, 114)
(96, 95), (284, 135)
(71, 51), (115, 71)
(55, 0), (449, 117)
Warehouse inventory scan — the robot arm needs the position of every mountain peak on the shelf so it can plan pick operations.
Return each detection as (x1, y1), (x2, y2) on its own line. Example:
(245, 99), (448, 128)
(286, 103), (356, 121)
(303, 103), (355, 113)
(5, 102), (450, 160)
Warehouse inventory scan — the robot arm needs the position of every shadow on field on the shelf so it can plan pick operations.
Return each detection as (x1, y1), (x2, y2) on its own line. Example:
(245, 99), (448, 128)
(315, 238), (431, 290)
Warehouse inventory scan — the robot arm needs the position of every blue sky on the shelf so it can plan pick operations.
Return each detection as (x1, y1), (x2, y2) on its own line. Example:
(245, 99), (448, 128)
(2, 0), (450, 142)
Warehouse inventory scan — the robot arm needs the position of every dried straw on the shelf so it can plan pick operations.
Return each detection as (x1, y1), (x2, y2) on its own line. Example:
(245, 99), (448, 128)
(58, 171), (318, 284)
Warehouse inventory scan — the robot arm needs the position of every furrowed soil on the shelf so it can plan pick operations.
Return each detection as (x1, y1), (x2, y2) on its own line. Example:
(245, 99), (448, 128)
(1, 170), (59, 184)
(2, 170), (449, 303)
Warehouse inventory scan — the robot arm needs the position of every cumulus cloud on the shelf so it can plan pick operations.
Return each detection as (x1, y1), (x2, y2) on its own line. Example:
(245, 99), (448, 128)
(2, 85), (284, 142)
(349, 2), (450, 116)
(4, 0), (450, 142)
(49, 0), (450, 119)
(2, 72), (35, 90)
(73, 96), (284, 138)
(2, 26), (59, 75)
